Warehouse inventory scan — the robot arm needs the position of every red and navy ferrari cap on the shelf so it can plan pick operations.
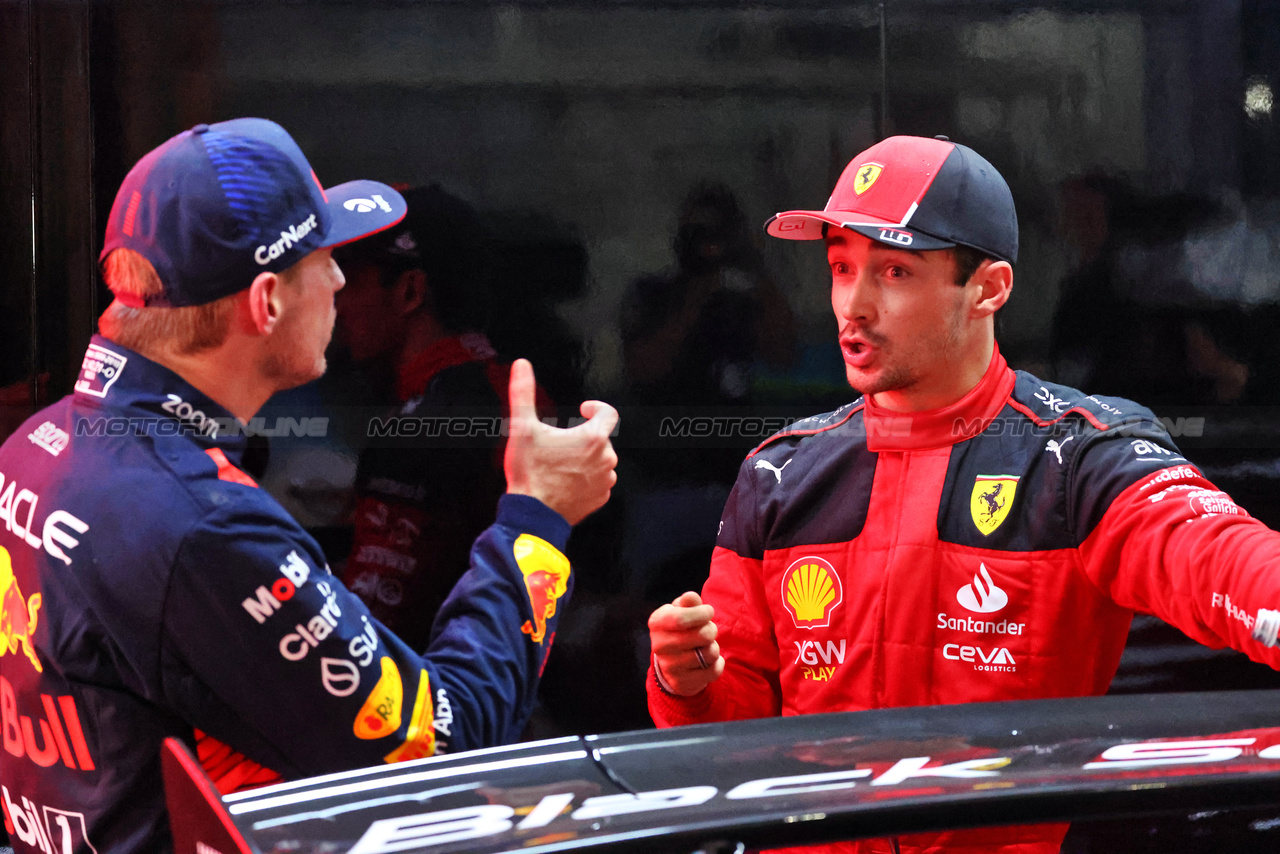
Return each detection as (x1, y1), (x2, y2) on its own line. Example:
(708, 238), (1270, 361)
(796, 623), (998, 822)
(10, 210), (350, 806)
(101, 118), (407, 307)
(765, 135), (1018, 263)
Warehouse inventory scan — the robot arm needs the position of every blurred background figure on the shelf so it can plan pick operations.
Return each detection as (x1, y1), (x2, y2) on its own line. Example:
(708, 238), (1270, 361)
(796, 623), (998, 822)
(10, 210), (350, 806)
(617, 183), (795, 604)
(334, 185), (552, 650)
(1052, 174), (1280, 410)
(622, 183), (794, 415)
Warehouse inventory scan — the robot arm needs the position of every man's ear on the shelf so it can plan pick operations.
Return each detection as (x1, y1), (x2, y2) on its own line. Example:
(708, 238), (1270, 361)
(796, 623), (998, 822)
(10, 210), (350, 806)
(245, 270), (284, 334)
(392, 268), (429, 316)
(970, 260), (1013, 318)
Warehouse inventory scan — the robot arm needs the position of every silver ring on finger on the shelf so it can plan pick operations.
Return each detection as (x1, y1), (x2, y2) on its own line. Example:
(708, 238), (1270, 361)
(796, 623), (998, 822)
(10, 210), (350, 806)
(694, 647), (709, 669)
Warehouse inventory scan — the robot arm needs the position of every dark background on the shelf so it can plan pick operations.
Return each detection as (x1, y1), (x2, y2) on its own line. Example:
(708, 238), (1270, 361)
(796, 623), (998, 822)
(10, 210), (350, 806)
(8, 0), (1280, 742)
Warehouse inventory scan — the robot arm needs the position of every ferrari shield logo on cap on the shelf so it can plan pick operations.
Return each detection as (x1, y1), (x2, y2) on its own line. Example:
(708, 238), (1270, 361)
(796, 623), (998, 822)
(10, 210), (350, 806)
(970, 475), (1020, 536)
(853, 162), (884, 196)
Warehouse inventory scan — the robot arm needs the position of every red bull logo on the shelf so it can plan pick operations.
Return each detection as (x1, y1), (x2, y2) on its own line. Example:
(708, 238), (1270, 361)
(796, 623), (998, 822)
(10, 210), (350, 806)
(513, 535), (570, 645)
(1, 675), (95, 771)
(0, 547), (41, 673)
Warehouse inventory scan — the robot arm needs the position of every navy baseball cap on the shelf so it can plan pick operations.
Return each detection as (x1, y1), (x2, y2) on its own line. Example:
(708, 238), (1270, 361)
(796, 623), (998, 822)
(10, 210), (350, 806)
(765, 135), (1018, 263)
(100, 118), (407, 307)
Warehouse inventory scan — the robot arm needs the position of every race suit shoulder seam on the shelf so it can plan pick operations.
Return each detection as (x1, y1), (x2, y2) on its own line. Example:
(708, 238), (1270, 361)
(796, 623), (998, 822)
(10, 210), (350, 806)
(1062, 415), (1181, 541)
(746, 400), (864, 459)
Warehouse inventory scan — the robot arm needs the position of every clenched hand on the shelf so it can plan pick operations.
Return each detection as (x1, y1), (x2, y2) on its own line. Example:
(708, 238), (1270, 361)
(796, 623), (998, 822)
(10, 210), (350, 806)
(649, 591), (724, 695)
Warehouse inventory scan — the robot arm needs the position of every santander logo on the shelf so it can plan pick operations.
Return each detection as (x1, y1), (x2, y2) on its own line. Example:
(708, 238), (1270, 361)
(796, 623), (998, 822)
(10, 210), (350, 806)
(956, 564), (1008, 614)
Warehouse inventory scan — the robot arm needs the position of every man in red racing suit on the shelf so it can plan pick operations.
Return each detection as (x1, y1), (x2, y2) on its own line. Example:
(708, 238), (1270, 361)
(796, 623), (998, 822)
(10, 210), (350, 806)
(647, 135), (1280, 854)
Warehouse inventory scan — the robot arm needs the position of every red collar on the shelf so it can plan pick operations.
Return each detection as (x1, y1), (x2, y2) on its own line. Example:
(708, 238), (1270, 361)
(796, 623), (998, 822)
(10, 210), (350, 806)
(396, 333), (497, 403)
(863, 345), (1015, 452)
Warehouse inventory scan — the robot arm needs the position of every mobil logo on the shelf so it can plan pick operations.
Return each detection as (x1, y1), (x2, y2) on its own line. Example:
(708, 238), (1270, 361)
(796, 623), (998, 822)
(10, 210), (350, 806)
(242, 550), (313, 624)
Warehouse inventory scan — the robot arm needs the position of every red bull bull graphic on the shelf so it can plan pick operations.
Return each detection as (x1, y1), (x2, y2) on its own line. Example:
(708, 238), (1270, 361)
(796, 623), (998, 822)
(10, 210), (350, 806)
(0, 547), (42, 673)
(513, 535), (570, 645)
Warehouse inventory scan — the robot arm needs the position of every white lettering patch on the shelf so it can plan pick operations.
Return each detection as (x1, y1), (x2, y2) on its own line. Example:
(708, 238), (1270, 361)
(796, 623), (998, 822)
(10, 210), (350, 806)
(27, 423), (68, 457)
(75, 344), (128, 398)
(254, 213), (318, 265)
(1138, 465), (1199, 492)
(0, 471), (88, 565)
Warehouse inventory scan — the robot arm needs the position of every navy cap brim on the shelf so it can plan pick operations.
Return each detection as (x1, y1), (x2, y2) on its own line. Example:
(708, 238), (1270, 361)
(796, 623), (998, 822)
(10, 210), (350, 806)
(843, 224), (956, 252)
(321, 181), (407, 250)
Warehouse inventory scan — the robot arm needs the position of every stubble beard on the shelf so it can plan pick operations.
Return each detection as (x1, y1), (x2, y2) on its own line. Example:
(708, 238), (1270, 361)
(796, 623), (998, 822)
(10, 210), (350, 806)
(261, 315), (331, 392)
(846, 303), (968, 399)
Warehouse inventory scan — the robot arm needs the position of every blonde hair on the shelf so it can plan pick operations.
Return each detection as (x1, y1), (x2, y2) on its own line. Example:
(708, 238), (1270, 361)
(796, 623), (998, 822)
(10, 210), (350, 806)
(98, 249), (238, 356)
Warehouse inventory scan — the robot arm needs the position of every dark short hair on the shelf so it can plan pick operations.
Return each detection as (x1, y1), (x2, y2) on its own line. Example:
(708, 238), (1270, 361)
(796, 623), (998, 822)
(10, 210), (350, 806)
(952, 245), (996, 285)
(334, 185), (490, 333)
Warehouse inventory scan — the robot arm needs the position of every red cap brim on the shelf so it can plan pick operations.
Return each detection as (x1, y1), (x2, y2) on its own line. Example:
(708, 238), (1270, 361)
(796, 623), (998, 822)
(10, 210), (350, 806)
(766, 209), (909, 241)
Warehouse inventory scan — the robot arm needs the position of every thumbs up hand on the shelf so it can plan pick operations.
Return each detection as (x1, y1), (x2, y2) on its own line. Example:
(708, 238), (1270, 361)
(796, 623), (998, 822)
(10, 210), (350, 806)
(504, 359), (619, 525)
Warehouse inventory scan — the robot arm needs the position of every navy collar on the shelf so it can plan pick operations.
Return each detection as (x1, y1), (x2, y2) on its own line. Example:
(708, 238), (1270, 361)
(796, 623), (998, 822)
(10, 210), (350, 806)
(74, 335), (250, 459)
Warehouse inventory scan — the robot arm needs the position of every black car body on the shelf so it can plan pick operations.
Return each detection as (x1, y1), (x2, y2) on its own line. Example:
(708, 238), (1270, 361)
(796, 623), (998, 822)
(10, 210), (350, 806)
(166, 691), (1280, 854)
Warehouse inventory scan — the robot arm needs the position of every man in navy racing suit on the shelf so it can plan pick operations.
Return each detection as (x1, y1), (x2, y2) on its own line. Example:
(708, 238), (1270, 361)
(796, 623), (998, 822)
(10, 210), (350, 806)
(0, 118), (618, 854)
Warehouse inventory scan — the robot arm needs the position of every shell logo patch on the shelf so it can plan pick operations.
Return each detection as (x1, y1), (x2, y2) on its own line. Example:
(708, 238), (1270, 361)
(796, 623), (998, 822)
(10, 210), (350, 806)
(853, 162), (884, 196)
(781, 556), (843, 629)
(0, 546), (42, 673)
(970, 475), (1020, 536)
(354, 656), (403, 740)
(514, 534), (571, 645)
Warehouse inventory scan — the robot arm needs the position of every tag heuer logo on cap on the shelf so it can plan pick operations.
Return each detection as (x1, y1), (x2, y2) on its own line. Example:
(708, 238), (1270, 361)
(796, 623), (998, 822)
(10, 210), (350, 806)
(853, 162), (884, 195)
